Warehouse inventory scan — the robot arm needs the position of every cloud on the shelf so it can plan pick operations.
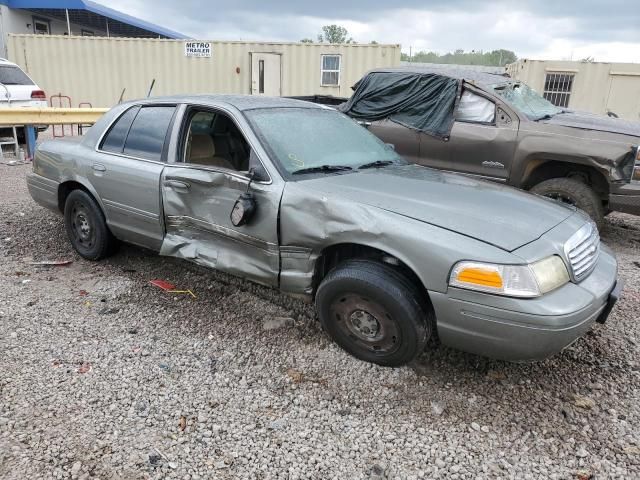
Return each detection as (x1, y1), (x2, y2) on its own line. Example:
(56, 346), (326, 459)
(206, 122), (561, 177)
(105, 0), (640, 62)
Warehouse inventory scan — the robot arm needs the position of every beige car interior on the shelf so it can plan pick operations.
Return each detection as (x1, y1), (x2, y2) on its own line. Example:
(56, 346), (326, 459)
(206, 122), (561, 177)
(184, 110), (251, 171)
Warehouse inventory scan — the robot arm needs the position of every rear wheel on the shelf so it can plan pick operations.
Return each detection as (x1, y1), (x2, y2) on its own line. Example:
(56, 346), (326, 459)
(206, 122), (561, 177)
(316, 259), (431, 367)
(530, 177), (604, 228)
(64, 189), (116, 260)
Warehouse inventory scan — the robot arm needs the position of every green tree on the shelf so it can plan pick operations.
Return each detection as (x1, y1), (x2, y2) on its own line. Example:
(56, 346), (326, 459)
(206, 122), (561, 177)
(401, 48), (517, 66)
(318, 25), (354, 44)
(300, 38), (314, 43)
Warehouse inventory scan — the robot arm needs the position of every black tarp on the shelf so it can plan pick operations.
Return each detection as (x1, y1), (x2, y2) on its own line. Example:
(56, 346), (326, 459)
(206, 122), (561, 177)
(338, 71), (461, 138)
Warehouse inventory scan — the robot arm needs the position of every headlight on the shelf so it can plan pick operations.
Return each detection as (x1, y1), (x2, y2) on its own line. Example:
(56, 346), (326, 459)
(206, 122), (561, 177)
(449, 256), (569, 298)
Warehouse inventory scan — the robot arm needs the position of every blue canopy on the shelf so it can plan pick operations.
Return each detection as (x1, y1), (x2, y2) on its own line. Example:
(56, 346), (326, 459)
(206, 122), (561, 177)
(0, 0), (188, 38)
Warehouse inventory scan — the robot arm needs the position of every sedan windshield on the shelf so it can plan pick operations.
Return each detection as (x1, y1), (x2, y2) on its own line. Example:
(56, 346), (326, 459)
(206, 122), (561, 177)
(492, 82), (562, 120)
(245, 107), (405, 175)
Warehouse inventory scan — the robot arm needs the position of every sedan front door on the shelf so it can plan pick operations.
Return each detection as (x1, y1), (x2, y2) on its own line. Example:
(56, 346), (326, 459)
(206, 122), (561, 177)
(160, 106), (283, 287)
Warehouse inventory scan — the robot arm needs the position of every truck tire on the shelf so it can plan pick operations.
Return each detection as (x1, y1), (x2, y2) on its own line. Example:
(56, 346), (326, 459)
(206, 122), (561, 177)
(530, 178), (604, 228)
(64, 189), (116, 260)
(316, 259), (432, 367)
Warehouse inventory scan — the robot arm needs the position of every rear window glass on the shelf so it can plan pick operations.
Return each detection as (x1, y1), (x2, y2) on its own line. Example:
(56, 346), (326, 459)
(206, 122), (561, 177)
(0, 66), (33, 85)
(123, 106), (175, 161)
(100, 107), (139, 154)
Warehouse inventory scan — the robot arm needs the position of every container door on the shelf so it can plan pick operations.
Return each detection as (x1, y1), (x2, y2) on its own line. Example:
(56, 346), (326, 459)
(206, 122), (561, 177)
(251, 53), (282, 96)
(606, 75), (640, 121)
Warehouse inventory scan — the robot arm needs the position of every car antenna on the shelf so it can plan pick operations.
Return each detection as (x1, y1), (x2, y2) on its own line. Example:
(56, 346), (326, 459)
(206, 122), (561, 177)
(147, 79), (156, 98)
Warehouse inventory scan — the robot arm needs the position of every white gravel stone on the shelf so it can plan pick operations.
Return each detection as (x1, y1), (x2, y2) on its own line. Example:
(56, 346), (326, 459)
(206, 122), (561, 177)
(1, 162), (639, 479)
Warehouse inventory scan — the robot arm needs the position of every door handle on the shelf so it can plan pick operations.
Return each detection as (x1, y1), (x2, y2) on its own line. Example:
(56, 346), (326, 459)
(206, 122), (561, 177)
(92, 163), (106, 172)
(164, 180), (191, 190)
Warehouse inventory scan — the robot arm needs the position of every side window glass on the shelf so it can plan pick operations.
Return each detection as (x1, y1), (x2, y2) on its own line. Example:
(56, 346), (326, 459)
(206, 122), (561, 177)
(456, 91), (496, 123)
(183, 110), (251, 171)
(100, 106), (138, 153)
(123, 106), (175, 161)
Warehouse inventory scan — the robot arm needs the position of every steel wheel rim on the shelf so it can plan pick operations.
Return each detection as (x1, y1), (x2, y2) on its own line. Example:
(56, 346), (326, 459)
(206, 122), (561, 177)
(330, 293), (401, 355)
(70, 201), (95, 248)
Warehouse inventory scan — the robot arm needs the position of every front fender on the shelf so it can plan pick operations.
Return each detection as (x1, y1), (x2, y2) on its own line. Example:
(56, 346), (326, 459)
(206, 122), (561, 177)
(511, 127), (635, 185)
(278, 182), (516, 296)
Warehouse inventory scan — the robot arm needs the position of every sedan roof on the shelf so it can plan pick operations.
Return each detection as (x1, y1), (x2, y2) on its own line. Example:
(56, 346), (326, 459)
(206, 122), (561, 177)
(127, 94), (324, 111)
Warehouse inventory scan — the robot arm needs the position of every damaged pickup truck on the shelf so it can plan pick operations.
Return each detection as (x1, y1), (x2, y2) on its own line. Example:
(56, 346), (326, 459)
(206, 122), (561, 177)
(27, 96), (620, 366)
(331, 67), (640, 227)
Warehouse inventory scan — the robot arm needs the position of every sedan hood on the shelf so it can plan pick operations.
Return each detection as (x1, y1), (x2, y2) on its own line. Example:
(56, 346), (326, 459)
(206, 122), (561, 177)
(302, 165), (574, 251)
(543, 110), (640, 138)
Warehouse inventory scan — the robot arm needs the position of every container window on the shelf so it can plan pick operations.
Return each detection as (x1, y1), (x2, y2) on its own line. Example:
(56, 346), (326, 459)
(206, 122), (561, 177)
(543, 73), (574, 108)
(321, 55), (341, 86)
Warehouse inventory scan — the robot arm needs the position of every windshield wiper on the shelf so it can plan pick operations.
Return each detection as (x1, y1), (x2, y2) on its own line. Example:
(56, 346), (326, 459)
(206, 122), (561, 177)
(358, 160), (395, 169)
(291, 165), (353, 175)
(534, 114), (554, 121)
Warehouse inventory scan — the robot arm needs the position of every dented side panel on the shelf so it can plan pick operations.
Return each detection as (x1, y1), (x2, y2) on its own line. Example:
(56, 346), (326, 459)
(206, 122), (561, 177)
(278, 181), (518, 297)
(512, 123), (637, 185)
(159, 166), (282, 287)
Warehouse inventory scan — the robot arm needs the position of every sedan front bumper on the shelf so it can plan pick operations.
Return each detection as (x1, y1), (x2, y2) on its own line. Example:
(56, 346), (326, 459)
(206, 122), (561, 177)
(430, 246), (619, 361)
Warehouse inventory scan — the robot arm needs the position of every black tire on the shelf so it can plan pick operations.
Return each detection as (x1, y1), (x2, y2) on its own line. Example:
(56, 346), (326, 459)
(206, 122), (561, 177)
(64, 189), (116, 260)
(530, 177), (604, 228)
(316, 259), (432, 367)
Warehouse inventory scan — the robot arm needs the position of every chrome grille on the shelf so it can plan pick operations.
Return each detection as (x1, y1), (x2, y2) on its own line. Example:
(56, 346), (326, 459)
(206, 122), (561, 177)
(564, 223), (600, 281)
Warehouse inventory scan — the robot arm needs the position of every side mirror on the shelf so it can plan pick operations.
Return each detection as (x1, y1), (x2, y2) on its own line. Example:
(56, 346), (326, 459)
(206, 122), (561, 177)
(230, 167), (260, 227)
(230, 192), (256, 226)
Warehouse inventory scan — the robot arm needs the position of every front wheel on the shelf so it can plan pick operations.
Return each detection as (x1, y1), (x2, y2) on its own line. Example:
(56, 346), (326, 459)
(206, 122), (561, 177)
(64, 189), (116, 260)
(316, 259), (432, 367)
(530, 177), (604, 228)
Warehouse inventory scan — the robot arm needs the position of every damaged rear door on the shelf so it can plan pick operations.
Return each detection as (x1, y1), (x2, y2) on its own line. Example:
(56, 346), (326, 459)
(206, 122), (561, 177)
(160, 106), (282, 287)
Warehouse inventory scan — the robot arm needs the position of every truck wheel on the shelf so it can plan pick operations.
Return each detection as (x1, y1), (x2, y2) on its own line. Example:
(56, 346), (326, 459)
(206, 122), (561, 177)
(316, 259), (431, 367)
(64, 189), (116, 260)
(530, 178), (604, 228)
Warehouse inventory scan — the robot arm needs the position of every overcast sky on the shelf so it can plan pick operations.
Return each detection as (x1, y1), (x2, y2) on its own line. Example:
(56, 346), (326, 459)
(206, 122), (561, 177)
(108, 0), (640, 63)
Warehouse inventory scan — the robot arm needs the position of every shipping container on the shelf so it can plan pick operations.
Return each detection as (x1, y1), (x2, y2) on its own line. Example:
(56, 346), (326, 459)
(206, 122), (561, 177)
(7, 34), (401, 107)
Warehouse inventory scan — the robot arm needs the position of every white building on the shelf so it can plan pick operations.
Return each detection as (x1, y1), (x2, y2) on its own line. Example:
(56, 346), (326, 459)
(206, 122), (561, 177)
(0, 0), (186, 57)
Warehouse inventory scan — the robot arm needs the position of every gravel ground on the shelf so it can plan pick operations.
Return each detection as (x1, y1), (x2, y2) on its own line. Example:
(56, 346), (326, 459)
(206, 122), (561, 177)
(1, 162), (639, 480)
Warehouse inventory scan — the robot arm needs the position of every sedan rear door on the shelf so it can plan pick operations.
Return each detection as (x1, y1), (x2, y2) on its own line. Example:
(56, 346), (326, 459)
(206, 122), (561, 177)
(90, 104), (177, 250)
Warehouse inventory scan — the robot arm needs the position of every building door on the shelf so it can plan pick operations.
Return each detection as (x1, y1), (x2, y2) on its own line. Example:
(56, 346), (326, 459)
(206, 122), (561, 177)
(251, 53), (281, 96)
(606, 74), (640, 121)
